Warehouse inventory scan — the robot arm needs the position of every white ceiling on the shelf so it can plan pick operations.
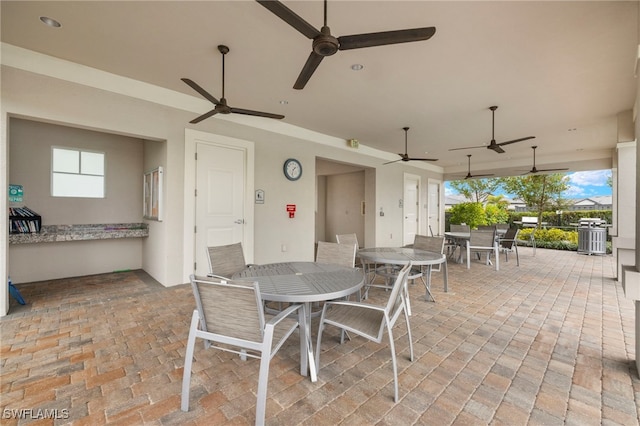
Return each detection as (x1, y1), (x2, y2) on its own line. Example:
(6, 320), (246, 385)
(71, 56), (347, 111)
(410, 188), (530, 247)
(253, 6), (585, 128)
(1, 1), (638, 178)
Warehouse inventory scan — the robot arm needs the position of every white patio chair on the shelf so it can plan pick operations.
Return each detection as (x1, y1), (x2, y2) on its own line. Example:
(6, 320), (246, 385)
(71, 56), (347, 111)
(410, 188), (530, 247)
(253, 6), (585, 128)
(315, 241), (357, 268)
(206, 242), (252, 279)
(466, 229), (499, 271)
(315, 263), (413, 402)
(409, 235), (445, 302)
(182, 275), (305, 426)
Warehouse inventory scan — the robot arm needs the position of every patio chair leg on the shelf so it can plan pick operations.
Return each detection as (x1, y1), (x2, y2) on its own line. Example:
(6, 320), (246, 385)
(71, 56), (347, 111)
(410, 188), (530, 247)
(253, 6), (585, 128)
(181, 310), (199, 412)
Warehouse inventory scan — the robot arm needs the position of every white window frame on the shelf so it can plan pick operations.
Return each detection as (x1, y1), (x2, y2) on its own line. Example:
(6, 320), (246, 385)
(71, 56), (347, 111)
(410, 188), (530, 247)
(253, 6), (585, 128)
(51, 147), (106, 198)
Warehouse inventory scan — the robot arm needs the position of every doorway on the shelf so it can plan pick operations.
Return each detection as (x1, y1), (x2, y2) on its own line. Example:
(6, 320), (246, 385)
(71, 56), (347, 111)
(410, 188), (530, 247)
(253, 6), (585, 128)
(403, 173), (420, 246)
(428, 179), (443, 235)
(184, 129), (254, 279)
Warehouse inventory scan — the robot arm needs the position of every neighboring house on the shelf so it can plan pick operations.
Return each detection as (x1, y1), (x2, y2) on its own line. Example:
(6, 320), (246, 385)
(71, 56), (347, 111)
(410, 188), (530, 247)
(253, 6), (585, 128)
(569, 196), (613, 211)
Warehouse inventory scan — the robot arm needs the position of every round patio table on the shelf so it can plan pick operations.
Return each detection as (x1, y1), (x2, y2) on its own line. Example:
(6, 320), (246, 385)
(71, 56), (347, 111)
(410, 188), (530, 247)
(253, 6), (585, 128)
(233, 261), (364, 382)
(357, 247), (448, 302)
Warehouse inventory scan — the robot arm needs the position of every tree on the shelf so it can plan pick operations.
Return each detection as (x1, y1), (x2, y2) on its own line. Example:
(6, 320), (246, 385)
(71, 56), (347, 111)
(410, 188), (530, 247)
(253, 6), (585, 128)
(449, 202), (486, 229)
(484, 195), (510, 224)
(448, 178), (501, 203)
(499, 174), (570, 228)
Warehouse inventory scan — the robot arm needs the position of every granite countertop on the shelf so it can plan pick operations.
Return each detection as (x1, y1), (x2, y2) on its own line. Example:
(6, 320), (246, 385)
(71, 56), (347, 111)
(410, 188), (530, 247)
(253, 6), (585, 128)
(9, 223), (149, 244)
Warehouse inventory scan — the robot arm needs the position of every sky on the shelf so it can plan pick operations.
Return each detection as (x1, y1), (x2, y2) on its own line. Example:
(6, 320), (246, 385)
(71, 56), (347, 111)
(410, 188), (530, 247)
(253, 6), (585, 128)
(446, 169), (612, 199)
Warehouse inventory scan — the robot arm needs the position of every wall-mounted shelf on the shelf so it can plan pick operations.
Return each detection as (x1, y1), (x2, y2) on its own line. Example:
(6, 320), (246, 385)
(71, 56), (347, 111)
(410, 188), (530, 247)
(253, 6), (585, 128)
(9, 207), (41, 234)
(9, 223), (148, 245)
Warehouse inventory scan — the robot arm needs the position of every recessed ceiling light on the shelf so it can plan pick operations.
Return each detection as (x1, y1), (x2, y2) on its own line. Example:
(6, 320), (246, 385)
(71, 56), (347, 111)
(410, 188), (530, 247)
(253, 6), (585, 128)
(40, 16), (61, 28)
(351, 64), (364, 71)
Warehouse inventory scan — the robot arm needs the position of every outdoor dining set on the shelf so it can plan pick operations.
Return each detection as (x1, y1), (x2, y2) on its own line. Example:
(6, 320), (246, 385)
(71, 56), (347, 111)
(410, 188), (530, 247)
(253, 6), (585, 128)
(181, 225), (520, 425)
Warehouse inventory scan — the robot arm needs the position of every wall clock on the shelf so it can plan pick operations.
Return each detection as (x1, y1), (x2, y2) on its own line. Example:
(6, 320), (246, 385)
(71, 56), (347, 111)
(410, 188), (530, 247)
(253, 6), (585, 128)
(283, 158), (302, 181)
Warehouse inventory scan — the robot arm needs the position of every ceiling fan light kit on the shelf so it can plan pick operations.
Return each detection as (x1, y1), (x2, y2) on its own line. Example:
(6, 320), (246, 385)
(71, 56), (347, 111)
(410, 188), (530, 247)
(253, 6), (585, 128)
(256, 0), (436, 89)
(182, 45), (284, 124)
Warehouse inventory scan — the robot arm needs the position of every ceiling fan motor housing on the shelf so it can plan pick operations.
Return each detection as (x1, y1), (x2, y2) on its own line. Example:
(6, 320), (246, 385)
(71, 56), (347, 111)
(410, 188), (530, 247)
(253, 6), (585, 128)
(314, 27), (339, 56)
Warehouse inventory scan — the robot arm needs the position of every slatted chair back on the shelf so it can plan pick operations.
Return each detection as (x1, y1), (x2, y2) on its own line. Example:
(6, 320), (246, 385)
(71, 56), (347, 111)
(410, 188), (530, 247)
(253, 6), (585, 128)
(206, 242), (247, 278)
(413, 235), (445, 254)
(500, 227), (519, 250)
(316, 241), (356, 268)
(469, 229), (496, 248)
(336, 232), (360, 248)
(467, 229), (499, 271)
(499, 227), (520, 266)
(450, 224), (470, 233)
(190, 275), (264, 342)
(413, 234), (445, 274)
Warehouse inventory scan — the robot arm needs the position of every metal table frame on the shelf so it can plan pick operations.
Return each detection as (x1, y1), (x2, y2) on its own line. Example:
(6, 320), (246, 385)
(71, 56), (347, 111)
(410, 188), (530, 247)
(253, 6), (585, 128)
(233, 261), (365, 382)
(357, 247), (448, 302)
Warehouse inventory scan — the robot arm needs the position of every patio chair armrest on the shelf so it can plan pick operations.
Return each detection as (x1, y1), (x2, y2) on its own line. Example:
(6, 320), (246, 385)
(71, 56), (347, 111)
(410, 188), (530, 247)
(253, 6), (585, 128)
(324, 300), (386, 313)
(266, 303), (304, 326)
(206, 273), (231, 280)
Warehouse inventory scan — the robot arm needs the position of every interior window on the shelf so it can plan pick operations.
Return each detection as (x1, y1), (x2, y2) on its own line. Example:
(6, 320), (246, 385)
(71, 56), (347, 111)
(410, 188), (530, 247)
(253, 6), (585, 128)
(52, 147), (105, 198)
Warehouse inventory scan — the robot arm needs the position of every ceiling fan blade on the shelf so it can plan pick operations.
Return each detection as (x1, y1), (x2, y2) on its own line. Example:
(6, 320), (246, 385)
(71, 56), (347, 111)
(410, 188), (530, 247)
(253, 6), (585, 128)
(181, 78), (219, 105)
(294, 51), (325, 89)
(407, 157), (438, 162)
(255, 0), (320, 39)
(536, 167), (569, 173)
(497, 136), (536, 147)
(466, 173), (494, 179)
(488, 144), (506, 154)
(383, 158), (403, 165)
(190, 108), (219, 124)
(229, 107), (284, 120)
(448, 145), (485, 151)
(338, 27), (436, 50)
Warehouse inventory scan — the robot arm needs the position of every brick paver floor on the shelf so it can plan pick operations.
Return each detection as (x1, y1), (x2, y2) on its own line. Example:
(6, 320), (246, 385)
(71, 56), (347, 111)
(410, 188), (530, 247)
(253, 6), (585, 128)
(1, 247), (638, 425)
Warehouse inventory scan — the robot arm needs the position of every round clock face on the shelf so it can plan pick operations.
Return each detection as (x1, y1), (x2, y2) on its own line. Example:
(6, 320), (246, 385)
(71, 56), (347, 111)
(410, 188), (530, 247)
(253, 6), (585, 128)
(283, 158), (302, 181)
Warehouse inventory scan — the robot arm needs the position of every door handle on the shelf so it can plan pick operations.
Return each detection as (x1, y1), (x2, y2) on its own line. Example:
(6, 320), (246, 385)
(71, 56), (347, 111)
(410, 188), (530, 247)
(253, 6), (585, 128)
(234, 219), (244, 224)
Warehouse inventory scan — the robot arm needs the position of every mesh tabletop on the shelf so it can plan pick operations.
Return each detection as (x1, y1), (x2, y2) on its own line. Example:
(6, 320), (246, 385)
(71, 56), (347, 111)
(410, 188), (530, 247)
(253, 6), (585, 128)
(233, 262), (364, 303)
(357, 247), (446, 266)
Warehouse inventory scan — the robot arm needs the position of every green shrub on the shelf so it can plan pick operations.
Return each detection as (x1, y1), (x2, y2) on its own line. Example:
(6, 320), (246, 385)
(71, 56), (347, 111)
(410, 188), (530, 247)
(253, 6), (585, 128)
(516, 227), (609, 253)
(485, 204), (509, 225)
(449, 202), (486, 229)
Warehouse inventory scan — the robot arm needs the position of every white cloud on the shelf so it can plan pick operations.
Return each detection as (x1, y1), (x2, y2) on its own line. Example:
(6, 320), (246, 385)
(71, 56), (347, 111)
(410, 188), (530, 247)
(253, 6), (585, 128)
(568, 170), (610, 187)
(564, 169), (611, 198)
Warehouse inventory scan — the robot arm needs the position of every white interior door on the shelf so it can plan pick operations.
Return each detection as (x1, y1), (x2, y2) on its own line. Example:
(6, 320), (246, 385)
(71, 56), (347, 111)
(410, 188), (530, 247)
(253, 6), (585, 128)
(428, 181), (442, 235)
(195, 142), (246, 276)
(403, 174), (420, 246)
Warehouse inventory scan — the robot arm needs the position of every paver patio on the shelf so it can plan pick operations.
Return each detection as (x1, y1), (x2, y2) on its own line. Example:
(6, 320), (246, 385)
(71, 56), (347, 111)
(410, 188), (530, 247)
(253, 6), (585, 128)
(1, 247), (638, 425)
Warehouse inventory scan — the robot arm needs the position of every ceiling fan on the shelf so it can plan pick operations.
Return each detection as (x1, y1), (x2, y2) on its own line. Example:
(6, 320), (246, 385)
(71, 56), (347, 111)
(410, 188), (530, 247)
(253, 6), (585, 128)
(383, 127), (438, 165)
(181, 45), (284, 124)
(256, 0), (436, 90)
(449, 106), (535, 154)
(455, 155), (495, 180)
(522, 146), (569, 174)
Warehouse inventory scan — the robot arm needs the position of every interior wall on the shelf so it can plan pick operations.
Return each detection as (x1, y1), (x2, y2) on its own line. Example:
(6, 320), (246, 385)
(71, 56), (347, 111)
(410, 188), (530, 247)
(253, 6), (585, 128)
(324, 171), (365, 244)
(315, 175), (327, 244)
(9, 118), (144, 224)
(142, 139), (167, 284)
(8, 118), (145, 283)
(0, 59), (445, 315)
